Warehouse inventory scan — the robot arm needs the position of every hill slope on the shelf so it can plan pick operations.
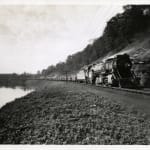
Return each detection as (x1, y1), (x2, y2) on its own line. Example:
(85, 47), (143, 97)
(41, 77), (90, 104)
(40, 5), (150, 85)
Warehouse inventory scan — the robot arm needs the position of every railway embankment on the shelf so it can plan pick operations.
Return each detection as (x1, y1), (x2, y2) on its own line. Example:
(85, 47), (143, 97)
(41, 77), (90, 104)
(0, 80), (150, 144)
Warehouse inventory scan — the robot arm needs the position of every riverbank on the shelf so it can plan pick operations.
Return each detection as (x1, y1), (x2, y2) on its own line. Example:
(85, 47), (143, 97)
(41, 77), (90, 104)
(0, 80), (150, 144)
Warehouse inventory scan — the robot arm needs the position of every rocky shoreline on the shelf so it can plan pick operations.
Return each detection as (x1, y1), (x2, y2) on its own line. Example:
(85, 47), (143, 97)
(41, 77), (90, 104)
(0, 80), (150, 144)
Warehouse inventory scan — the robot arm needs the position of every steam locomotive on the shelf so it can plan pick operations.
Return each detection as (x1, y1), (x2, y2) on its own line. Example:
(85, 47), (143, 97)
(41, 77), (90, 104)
(76, 53), (139, 88)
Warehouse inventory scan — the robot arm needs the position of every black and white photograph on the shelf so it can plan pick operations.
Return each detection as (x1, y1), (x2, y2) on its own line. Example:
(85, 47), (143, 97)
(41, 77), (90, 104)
(0, 0), (150, 148)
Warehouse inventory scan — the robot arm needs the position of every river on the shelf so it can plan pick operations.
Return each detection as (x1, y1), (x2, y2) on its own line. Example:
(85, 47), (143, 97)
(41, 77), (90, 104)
(0, 86), (33, 108)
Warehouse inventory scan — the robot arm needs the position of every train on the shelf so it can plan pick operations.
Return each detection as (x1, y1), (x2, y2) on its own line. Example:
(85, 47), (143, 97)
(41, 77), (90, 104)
(46, 53), (140, 89)
(75, 53), (139, 88)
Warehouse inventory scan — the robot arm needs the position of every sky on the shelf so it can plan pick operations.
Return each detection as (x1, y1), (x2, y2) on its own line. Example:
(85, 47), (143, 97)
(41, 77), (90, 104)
(0, 5), (124, 74)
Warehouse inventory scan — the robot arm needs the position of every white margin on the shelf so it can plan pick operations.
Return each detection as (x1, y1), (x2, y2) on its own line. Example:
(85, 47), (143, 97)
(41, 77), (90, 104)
(0, 0), (150, 150)
(0, 0), (149, 5)
(0, 145), (150, 150)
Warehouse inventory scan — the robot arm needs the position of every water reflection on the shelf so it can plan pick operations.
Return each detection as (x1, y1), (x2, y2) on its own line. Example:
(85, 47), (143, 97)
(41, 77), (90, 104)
(0, 86), (33, 108)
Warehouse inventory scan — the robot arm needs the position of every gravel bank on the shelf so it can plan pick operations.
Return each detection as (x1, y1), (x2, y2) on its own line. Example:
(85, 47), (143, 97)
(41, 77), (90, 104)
(0, 80), (150, 144)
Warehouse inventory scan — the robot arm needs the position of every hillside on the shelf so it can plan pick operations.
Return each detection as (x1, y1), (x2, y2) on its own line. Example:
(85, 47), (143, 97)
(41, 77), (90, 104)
(40, 5), (150, 82)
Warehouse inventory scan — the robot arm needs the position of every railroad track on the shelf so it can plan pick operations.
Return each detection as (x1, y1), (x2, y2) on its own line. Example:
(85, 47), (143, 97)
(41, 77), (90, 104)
(34, 79), (150, 96)
(80, 82), (150, 96)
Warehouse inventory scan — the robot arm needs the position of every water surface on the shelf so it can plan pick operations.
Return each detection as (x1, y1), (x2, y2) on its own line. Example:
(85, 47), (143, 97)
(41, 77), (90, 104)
(0, 86), (33, 108)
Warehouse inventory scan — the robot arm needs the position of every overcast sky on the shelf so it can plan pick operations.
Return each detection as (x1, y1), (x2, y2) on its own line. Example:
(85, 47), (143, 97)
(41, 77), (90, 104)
(0, 5), (124, 74)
